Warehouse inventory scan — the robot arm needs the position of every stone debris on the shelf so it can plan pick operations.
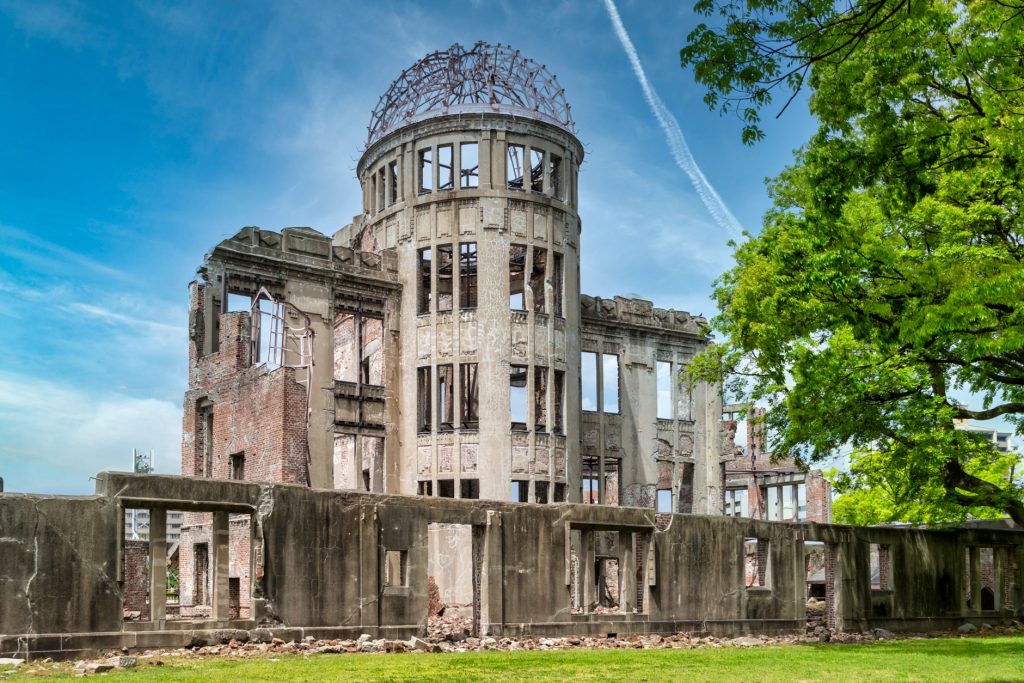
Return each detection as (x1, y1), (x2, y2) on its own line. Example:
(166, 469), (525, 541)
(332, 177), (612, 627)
(26, 622), (1023, 674)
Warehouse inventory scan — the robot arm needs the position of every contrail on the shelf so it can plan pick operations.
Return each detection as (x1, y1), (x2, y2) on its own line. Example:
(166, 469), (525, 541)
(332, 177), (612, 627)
(603, 0), (744, 242)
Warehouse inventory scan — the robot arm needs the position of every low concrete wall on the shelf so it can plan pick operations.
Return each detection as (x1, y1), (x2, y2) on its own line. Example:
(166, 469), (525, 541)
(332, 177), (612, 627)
(1, 472), (1022, 659)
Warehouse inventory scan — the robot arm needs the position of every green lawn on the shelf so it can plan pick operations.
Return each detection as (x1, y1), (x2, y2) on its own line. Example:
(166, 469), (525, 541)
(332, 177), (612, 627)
(10, 635), (1024, 682)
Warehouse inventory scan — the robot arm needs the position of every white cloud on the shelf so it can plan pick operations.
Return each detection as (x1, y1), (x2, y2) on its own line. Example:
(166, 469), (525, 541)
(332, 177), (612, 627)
(0, 371), (182, 495)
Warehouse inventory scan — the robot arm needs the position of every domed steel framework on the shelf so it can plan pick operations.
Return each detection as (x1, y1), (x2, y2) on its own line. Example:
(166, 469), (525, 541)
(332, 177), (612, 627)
(367, 41), (574, 146)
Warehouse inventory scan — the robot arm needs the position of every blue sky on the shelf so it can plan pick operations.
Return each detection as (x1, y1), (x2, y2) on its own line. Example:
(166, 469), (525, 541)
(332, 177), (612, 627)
(0, 0), (819, 495)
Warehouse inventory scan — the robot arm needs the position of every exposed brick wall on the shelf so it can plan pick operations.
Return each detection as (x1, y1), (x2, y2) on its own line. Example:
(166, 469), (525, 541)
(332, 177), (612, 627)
(123, 540), (150, 619)
(182, 286), (310, 486)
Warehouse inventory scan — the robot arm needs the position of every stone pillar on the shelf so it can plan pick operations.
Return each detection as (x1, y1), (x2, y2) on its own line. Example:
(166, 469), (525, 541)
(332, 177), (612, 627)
(618, 531), (636, 614)
(970, 546), (982, 616)
(581, 529), (596, 612)
(212, 511), (230, 620)
(149, 508), (167, 623)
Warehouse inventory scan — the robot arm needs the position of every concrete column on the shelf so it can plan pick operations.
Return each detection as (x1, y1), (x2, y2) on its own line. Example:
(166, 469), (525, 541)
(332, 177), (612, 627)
(360, 505), (380, 629)
(149, 508), (167, 622)
(970, 546), (982, 616)
(212, 511), (230, 620)
(618, 531), (636, 614)
(480, 511), (502, 635)
(581, 529), (596, 612)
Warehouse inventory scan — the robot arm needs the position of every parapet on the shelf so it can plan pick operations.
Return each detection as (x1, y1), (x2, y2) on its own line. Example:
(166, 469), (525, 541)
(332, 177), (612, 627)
(580, 294), (709, 336)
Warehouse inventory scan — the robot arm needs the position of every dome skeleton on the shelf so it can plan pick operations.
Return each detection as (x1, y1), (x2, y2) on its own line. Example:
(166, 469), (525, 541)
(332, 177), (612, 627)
(367, 41), (574, 146)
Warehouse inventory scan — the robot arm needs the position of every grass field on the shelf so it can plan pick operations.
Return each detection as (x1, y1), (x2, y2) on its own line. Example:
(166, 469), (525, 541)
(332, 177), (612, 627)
(8, 635), (1024, 682)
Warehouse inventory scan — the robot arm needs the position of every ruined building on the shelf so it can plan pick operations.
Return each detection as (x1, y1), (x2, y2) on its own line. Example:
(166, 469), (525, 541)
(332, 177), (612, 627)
(2, 43), (1022, 661)
(182, 42), (724, 509)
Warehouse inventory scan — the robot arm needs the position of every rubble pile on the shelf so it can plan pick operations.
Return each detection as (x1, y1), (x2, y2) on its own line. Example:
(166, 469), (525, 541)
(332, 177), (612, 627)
(6, 622), (1022, 676)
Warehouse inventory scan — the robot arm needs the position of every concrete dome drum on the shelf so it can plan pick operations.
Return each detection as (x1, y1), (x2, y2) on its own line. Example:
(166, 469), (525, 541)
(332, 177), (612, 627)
(367, 41), (575, 146)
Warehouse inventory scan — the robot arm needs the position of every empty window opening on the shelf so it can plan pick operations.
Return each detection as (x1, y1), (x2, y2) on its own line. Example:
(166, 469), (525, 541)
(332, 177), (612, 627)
(332, 314), (358, 382)
(460, 243), (477, 308)
(510, 365), (528, 430)
(460, 479), (479, 499)
(198, 404), (214, 478)
(461, 363), (479, 429)
(602, 354), (620, 414)
(377, 166), (386, 212)
(656, 361), (673, 420)
(581, 457), (620, 505)
(437, 364), (454, 431)
(193, 543), (210, 605)
(252, 295), (286, 368)
(417, 367), (432, 433)
(418, 480), (433, 497)
(534, 367), (548, 431)
(530, 247), (547, 313)
(552, 253), (564, 316)
(804, 541), (827, 603)
(581, 351), (598, 412)
(869, 543), (891, 591)
(418, 248), (432, 314)
(419, 148), (433, 193)
(509, 244), (526, 309)
(362, 436), (384, 493)
(724, 488), (749, 518)
(507, 143), (524, 190)
(765, 483), (806, 522)
(744, 538), (770, 588)
(226, 292), (251, 313)
(554, 483), (566, 503)
(384, 550), (408, 587)
(438, 479), (455, 498)
(460, 142), (479, 188)
(535, 481), (549, 504)
(581, 471), (599, 504)
(361, 317), (384, 386)
(980, 547), (996, 610)
(553, 370), (565, 434)
(389, 160), (399, 205)
(438, 144), (454, 190)
(437, 244), (454, 312)
(428, 523), (481, 637)
(530, 148), (544, 192)
(656, 489), (672, 513)
(512, 480), (529, 502)
(229, 452), (245, 480)
(370, 173), (378, 213)
(549, 153), (562, 199)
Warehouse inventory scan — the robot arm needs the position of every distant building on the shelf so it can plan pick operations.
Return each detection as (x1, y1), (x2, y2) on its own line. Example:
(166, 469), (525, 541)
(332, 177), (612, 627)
(124, 449), (183, 542)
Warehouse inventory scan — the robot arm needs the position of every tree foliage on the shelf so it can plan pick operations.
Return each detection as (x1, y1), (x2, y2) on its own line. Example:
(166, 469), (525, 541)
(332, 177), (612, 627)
(831, 446), (1016, 526)
(681, 0), (1024, 523)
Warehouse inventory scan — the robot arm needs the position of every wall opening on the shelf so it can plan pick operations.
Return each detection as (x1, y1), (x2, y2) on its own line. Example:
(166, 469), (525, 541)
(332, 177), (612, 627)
(437, 244), (454, 312)
(530, 247), (546, 313)
(530, 148), (544, 192)
(418, 248), (432, 314)
(438, 479), (455, 498)
(419, 148), (433, 193)
(744, 537), (770, 588)
(509, 244), (526, 309)
(459, 243), (477, 308)
(656, 361), (672, 420)
(552, 253), (563, 316)
(804, 541), (827, 628)
(549, 153), (562, 199)
(460, 142), (479, 188)
(389, 160), (399, 205)
(438, 144), (454, 191)
(507, 143), (524, 190)
(509, 365), (528, 430)
(534, 367), (548, 431)
(384, 550), (408, 587)
(602, 354), (619, 414)
(460, 363), (479, 429)
(869, 543), (891, 591)
(427, 523), (482, 639)
(511, 480), (529, 502)
(417, 367), (432, 433)
(460, 479), (479, 499)
(437, 364), (454, 432)
(581, 351), (598, 412)
(535, 481), (549, 504)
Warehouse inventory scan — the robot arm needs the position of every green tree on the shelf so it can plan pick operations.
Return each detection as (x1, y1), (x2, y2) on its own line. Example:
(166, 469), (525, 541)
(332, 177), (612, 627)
(680, 0), (1024, 523)
(831, 447), (1016, 526)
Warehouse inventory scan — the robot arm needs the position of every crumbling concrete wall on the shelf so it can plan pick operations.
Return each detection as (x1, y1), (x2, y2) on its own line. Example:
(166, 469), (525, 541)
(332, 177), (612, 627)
(3, 472), (1022, 660)
(0, 494), (121, 641)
